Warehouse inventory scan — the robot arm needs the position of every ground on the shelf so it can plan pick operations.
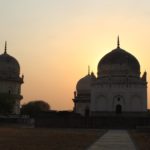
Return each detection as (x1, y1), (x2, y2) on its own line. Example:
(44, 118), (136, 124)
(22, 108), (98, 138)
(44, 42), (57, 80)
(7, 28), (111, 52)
(0, 128), (105, 150)
(129, 130), (150, 150)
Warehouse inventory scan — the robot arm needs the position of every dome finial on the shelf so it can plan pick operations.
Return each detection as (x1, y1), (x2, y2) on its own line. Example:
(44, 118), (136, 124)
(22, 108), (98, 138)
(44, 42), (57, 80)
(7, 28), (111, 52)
(4, 41), (7, 54)
(117, 36), (120, 48)
(88, 65), (90, 75)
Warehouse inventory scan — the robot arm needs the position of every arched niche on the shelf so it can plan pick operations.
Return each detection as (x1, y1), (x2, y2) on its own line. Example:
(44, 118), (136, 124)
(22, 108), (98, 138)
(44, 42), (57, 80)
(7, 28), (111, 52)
(112, 95), (125, 112)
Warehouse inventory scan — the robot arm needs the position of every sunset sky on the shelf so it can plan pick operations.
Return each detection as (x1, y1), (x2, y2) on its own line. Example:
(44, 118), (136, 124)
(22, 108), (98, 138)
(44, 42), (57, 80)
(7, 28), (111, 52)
(0, 0), (150, 110)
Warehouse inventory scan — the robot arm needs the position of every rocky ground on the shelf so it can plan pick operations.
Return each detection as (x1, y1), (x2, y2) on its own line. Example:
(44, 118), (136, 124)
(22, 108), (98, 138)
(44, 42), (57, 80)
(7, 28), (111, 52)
(129, 129), (150, 150)
(0, 128), (105, 150)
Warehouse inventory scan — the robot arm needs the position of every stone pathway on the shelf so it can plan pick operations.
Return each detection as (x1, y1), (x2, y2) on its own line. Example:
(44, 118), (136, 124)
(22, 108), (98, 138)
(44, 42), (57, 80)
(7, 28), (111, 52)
(87, 130), (137, 150)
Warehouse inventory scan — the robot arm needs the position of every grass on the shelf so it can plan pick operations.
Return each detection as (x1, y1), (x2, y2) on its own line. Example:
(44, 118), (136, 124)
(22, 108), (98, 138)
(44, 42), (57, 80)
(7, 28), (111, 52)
(129, 130), (150, 150)
(0, 128), (105, 150)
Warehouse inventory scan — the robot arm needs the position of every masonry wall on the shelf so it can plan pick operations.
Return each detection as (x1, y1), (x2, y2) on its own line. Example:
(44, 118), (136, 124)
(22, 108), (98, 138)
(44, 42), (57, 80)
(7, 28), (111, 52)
(35, 112), (150, 129)
(91, 82), (147, 112)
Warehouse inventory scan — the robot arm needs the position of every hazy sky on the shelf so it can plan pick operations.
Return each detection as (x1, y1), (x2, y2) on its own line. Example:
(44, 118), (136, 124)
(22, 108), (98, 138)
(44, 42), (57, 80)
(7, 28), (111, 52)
(0, 0), (150, 110)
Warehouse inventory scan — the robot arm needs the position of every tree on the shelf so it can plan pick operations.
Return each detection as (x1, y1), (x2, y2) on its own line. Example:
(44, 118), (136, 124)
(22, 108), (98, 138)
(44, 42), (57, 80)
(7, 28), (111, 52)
(21, 100), (50, 117)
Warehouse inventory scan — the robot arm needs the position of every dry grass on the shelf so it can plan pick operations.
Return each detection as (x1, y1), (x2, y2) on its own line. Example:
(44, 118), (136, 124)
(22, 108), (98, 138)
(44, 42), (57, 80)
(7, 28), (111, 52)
(0, 128), (105, 150)
(129, 130), (150, 150)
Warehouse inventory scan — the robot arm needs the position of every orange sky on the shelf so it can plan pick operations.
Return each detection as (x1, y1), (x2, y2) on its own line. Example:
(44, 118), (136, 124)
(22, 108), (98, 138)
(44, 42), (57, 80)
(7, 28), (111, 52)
(0, 0), (150, 110)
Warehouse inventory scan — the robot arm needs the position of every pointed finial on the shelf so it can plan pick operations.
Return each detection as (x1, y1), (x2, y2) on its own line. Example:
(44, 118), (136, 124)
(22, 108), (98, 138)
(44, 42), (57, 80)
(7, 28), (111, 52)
(88, 65), (90, 75)
(4, 41), (7, 54)
(117, 36), (120, 48)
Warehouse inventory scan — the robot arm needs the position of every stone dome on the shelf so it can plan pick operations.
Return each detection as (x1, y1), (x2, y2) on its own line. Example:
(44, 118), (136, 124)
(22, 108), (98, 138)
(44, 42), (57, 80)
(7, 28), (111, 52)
(0, 45), (20, 78)
(98, 46), (140, 77)
(76, 74), (92, 93)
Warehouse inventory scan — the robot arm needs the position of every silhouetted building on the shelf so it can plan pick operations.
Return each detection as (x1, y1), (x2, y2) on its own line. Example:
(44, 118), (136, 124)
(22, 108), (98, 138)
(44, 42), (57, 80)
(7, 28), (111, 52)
(73, 37), (147, 116)
(0, 42), (24, 114)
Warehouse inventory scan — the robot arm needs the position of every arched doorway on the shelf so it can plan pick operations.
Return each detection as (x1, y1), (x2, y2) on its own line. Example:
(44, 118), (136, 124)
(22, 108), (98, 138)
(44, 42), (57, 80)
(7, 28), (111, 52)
(113, 95), (125, 112)
(116, 104), (122, 114)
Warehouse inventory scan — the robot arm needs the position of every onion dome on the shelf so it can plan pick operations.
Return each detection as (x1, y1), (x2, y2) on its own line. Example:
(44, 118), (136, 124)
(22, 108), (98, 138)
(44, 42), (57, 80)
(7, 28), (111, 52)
(76, 74), (92, 94)
(98, 37), (140, 77)
(76, 66), (93, 94)
(0, 42), (20, 78)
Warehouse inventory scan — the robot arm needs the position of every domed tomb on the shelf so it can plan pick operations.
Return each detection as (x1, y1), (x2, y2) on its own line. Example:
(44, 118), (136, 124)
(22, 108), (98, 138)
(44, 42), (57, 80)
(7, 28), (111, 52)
(73, 37), (147, 116)
(0, 42), (24, 114)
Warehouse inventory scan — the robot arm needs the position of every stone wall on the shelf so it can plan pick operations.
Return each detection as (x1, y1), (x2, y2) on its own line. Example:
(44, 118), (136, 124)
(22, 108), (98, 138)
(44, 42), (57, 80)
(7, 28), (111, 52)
(35, 112), (150, 129)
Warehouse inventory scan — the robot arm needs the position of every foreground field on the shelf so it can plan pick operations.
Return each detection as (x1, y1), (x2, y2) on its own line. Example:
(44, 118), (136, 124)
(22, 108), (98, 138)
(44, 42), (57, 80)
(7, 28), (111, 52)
(0, 128), (104, 150)
(130, 130), (150, 150)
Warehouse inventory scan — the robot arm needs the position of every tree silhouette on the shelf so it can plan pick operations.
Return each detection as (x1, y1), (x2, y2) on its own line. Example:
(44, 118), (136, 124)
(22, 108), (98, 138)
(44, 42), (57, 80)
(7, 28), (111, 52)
(21, 100), (50, 117)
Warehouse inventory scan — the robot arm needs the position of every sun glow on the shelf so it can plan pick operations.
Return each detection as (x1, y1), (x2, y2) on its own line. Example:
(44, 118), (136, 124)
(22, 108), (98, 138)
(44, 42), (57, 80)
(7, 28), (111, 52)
(0, 0), (150, 110)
